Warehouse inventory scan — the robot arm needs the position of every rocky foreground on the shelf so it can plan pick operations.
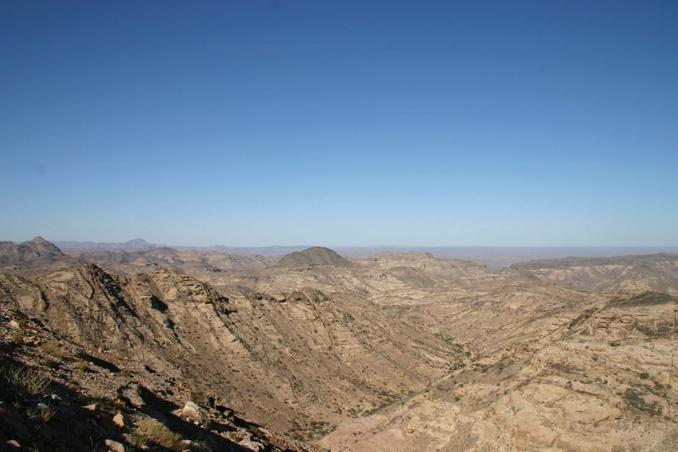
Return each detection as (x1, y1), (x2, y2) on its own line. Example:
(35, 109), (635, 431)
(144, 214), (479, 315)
(1, 239), (678, 451)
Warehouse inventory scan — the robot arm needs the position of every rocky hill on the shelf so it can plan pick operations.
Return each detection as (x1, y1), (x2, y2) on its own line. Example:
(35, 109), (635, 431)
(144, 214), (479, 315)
(0, 237), (64, 267)
(277, 247), (352, 268)
(509, 253), (678, 293)
(70, 247), (275, 274)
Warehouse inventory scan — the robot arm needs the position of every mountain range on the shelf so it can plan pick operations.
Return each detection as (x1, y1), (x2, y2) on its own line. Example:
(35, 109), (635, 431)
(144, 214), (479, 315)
(2, 238), (678, 451)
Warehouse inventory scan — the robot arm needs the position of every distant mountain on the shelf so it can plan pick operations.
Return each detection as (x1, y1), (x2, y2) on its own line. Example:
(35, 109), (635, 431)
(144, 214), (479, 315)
(0, 236), (64, 266)
(191, 245), (310, 256)
(508, 253), (678, 293)
(277, 246), (352, 267)
(55, 238), (157, 251)
(510, 252), (678, 270)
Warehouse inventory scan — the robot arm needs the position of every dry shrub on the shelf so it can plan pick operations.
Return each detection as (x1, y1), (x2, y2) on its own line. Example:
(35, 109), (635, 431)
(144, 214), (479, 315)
(73, 361), (89, 371)
(2, 365), (51, 396)
(133, 419), (184, 451)
(39, 340), (65, 359)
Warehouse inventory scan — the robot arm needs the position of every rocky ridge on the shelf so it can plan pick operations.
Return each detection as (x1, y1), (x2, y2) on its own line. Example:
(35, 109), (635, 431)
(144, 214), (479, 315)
(0, 237), (64, 267)
(2, 240), (678, 451)
(277, 247), (353, 268)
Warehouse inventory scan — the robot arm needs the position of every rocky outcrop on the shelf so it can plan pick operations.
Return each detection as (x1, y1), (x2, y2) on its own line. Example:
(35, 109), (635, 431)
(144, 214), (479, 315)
(0, 237), (64, 266)
(277, 247), (352, 268)
(0, 310), (309, 451)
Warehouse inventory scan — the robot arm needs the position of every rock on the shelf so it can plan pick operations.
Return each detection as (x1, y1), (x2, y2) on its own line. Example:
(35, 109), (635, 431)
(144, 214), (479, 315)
(117, 383), (144, 408)
(82, 403), (97, 412)
(182, 401), (203, 421)
(215, 404), (233, 417)
(104, 438), (126, 452)
(112, 412), (125, 428)
(6, 440), (21, 449)
(238, 437), (265, 451)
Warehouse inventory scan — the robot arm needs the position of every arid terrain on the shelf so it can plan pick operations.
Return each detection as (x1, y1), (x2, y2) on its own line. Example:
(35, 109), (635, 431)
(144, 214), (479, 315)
(2, 238), (678, 451)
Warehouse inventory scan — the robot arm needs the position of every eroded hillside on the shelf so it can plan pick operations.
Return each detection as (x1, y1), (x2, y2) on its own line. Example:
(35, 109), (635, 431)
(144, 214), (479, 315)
(2, 241), (678, 451)
(1, 257), (465, 444)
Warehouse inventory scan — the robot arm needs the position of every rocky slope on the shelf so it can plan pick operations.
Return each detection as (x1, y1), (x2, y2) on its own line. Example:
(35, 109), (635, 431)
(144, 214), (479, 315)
(0, 237), (64, 267)
(0, 308), (308, 451)
(3, 241), (678, 451)
(0, 260), (464, 443)
(321, 291), (678, 451)
(509, 253), (678, 293)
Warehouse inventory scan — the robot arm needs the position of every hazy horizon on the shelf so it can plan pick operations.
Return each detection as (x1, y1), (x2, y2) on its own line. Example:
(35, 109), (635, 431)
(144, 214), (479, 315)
(46, 237), (678, 268)
(17, 236), (678, 249)
(5, 235), (678, 250)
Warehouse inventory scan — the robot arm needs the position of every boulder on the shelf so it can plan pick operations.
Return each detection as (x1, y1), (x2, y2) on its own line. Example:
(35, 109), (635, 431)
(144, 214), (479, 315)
(104, 438), (126, 452)
(182, 401), (203, 422)
(112, 412), (125, 428)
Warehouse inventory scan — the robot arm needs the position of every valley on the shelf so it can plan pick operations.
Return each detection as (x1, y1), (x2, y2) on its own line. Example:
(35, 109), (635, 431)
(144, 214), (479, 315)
(2, 238), (678, 451)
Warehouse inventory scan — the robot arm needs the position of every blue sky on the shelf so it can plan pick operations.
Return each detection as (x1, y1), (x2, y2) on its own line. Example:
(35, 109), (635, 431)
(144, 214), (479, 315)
(1, 1), (677, 246)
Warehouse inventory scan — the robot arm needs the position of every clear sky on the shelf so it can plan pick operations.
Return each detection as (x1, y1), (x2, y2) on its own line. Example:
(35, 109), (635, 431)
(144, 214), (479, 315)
(1, 1), (677, 246)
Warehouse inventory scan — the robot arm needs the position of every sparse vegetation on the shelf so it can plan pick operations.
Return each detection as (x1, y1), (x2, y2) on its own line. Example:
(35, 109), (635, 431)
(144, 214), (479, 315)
(27, 402), (57, 424)
(624, 388), (662, 415)
(227, 430), (245, 442)
(190, 388), (208, 405)
(39, 340), (65, 359)
(127, 431), (150, 449)
(73, 360), (89, 371)
(2, 364), (51, 396)
(133, 419), (185, 451)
